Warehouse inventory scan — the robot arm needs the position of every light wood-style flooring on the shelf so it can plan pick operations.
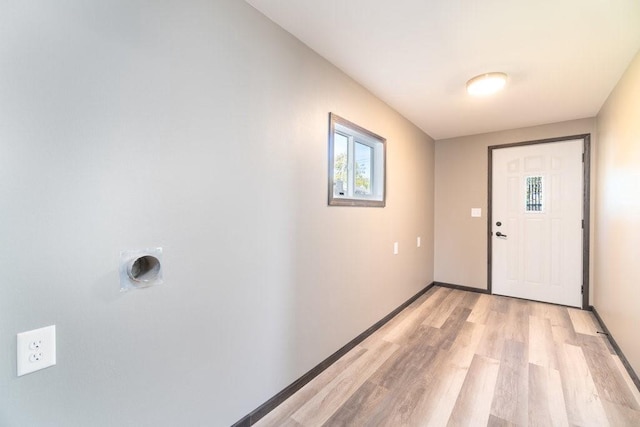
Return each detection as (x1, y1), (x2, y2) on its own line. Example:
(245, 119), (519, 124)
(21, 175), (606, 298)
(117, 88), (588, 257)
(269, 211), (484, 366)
(255, 286), (640, 426)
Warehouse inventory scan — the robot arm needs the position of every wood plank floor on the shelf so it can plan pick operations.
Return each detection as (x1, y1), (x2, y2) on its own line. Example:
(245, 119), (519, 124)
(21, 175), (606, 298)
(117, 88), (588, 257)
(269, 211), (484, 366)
(255, 286), (640, 427)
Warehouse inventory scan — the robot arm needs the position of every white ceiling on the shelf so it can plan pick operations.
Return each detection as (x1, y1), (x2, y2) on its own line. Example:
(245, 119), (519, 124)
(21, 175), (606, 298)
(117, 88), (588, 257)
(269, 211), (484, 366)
(246, 0), (640, 140)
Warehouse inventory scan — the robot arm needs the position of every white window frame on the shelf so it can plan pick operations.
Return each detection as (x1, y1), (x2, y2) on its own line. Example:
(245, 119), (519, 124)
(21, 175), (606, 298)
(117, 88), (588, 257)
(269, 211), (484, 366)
(328, 113), (386, 207)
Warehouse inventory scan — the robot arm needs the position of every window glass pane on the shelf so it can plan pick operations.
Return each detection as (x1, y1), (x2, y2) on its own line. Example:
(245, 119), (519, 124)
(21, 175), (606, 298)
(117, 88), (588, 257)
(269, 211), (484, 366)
(355, 142), (372, 195)
(328, 113), (386, 207)
(526, 176), (543, 212)
(333, 132), (349, 196)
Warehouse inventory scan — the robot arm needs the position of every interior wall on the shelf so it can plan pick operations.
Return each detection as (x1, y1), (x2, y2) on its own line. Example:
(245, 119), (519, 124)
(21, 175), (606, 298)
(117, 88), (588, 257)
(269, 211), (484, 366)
(434, 118), (596, 292)
(0, 1), (434, 425)
(594, 49), (640, 375)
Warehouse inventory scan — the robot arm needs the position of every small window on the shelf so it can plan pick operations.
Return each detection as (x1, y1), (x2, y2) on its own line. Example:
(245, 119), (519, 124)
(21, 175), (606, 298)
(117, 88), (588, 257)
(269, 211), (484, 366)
(525, 176), (543, 212)
(328, 113), (386, 207)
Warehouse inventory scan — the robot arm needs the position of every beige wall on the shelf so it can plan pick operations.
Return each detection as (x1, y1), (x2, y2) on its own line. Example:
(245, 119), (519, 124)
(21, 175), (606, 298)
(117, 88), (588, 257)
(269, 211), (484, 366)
(434, 118), (596, 293)
(0, 1), (434, 425)
(594, 49), (640, 375)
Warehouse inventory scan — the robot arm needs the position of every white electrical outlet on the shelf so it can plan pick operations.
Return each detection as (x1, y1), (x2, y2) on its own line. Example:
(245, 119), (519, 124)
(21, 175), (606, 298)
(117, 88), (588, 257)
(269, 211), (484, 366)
(17, 325), (56, 376)
(393, 242), (399, 255)
(417, 236), (421, 247)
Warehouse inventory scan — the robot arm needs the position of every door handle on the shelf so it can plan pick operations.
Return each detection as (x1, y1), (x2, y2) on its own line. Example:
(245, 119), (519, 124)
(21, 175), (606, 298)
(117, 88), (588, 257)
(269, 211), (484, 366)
(496, 231), (507, 237)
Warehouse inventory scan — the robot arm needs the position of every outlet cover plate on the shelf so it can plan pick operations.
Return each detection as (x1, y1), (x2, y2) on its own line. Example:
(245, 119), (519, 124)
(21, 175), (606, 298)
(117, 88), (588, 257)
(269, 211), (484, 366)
(17, 325), (56, 376)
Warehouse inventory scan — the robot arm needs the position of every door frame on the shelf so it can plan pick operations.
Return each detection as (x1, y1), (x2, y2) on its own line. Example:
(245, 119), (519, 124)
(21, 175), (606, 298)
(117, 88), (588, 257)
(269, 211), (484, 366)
(487, 134), (591, 309)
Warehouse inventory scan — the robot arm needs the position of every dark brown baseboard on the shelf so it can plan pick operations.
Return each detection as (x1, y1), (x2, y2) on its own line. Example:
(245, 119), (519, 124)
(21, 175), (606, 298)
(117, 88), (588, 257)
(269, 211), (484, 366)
(589, 305), (640, 392)
(231, 282), (436, 426)
(434, 281), (490, 294)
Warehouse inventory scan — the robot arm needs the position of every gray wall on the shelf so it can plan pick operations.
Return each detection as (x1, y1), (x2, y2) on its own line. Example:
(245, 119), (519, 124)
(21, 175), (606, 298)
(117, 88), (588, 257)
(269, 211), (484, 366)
(594, 49), (640, 375)
(434, 118), (596, 294)
(0, 1), (435, 425)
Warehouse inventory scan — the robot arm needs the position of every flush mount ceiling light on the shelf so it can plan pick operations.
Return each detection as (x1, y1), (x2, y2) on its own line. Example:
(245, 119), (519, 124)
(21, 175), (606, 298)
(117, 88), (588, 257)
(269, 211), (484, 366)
(466, 72), (508, 96)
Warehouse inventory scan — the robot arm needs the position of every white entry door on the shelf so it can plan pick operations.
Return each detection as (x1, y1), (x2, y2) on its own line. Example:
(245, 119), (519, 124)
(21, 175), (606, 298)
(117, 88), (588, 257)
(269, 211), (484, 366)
(491, 140), (584, 307)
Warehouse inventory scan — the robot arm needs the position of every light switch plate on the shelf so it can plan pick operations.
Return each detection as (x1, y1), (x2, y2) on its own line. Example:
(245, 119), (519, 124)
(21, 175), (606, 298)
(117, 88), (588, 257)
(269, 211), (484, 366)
(471, 208), (482, 217)
(17, 325), (56, 376)
(393, 242), (399, 255)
